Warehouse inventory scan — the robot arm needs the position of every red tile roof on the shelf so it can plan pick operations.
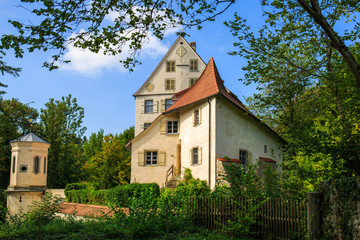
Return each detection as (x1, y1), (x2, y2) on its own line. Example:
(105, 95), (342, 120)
(259, 157), (277, 163)
(217, 157), (242, 163)
(165, 57), (255, 118)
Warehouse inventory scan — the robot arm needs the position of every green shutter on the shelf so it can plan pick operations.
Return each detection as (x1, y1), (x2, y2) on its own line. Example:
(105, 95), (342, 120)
(158, 151), (166, 166)
(138, 151), (145, 166)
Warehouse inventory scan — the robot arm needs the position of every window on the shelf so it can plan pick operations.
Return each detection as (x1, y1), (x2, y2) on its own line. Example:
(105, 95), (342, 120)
(264, 145), (267, 153)
(194, 109), (200, 125)
(165, 79), (175, 91)
(12, 156), (16, 173)
(144, 123), (151, 130)
(145, 100), (153, 113)
(166, 60), (175, 72)
(44, 157), (46, 174)
(190, 59), (198, 71)
(192, 148), (199, 165)
(167, 121), (178, 134)
(189, 78), (198, 87)
(239, 150), (248, 168)
(146, 151), (158, 165)
(165, 99), (172, 110)
(34, 156), (40, 174)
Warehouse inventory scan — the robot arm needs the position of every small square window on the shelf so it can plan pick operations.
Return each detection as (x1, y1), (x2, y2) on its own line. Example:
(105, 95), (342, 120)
(189, 78), (198, 87)
(167, 121), (178, 134)
(144, 123), (151, 130)
(190, 59), (198, 71)
(194, 109), (200, 125)
(166, 60), (175, 72)
(192, 148), (199, 165)
(165, 99), (172, 111)
(145, 151), (158, 165)
(165, 79), (175, 91)
(145, 100), (153, 114)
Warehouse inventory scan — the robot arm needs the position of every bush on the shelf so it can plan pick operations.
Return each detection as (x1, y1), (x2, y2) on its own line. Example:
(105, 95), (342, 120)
(65, 183), (160, 207)
(107, 183), (160, 207)
(0, 189), (7, 223)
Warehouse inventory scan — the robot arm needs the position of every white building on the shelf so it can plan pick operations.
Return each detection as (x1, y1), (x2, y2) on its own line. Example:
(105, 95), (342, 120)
(128, 39), (285, 189)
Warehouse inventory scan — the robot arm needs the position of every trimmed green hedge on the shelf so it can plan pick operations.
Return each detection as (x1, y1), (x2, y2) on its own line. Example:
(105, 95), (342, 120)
(64, 183), (160, 207)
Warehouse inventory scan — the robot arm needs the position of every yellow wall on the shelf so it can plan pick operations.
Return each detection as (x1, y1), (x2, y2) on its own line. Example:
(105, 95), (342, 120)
(131, 114), (180, 187)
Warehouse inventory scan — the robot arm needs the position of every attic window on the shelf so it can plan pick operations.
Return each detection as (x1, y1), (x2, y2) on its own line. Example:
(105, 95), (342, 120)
(190, 59), (198, 71)
(166, 61), (175, 72)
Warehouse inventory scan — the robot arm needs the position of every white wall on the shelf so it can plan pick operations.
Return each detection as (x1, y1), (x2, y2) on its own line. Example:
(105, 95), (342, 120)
(134, 38), (206, 136)
(215, 97), (283, 172)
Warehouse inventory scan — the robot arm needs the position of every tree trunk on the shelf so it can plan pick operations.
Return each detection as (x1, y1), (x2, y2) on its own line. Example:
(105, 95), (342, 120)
(297, 0), (360, 89)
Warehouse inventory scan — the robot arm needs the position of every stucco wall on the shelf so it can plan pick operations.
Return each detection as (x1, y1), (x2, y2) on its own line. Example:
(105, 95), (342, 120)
(179, 98), (217, 188)
(10, 142), (49, 188)
(6, 190), (44, 216)
(134, 38), (206, 136)
(215, 97), (283, 172)
(131, 114), (179, 187)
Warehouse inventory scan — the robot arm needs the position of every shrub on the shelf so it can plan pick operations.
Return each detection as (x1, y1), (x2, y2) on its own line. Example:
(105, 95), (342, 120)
(107, 183), (160, 207)
(0, 189), (7, 223)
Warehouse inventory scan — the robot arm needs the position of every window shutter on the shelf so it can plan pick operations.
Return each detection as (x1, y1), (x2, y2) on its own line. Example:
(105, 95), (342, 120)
(140, 101), (144, 114)
(189, 148), (192, 164)
(158, 151), (166, 166)
(199, 147), (202, 164)
(140, 124), (144, 130)
(247, 151), (252, 165)
(153, 101), (158, 113)
(171, 79), (175, 90)
(138, 151), (145, 166)
(199, 107), (202, 124)
(160, 120), (166, 134)
(160, 99), (165, 112)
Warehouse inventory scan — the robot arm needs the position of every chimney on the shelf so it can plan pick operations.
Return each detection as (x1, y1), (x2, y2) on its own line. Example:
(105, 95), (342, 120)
(190, 42), (196, 51)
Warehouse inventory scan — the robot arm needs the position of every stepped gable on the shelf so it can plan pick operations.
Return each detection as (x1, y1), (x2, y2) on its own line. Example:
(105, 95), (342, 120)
(165, 57), (255, 118)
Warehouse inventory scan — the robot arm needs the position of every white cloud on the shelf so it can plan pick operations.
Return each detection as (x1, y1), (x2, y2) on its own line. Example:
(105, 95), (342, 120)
(60, 31), (173, 77)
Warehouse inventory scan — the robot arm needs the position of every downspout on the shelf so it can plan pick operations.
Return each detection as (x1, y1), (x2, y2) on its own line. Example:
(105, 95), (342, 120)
(208, 98), (211, 188)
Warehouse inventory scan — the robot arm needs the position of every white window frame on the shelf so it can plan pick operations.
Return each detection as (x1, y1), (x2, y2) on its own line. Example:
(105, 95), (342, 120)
(144, 100), (153, 114)
(167, 120), (179, 134)
(192, 147), (199, 165)
(145, 151), (158, 165)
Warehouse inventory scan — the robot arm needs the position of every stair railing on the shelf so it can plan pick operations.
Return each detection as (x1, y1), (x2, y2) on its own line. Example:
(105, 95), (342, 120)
(166, 164), (174, 183)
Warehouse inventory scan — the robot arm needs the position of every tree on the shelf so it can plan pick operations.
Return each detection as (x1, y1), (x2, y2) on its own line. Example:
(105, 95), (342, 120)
(0, 0), (234, 71)
(225, 1), (360, 176)
(0, 98), (39, 188)
(84, 127), (134, 188)
(0, 50), (21, 95)
(40, 94), (86, 188)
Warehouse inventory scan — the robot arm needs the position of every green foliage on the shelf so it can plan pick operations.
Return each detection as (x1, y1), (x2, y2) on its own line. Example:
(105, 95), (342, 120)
(0, 98), (40, 188)
(0, 0), (235, 72)
(40, 94), (86, 188)
(83, 127), (134, 189)
(0, 189), (7, 223)
(174, 168), (211, 199)
(107, 183), (160, 207)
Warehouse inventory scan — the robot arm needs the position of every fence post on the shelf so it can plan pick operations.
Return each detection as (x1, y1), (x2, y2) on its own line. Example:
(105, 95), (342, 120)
(307, 192), (322, 240)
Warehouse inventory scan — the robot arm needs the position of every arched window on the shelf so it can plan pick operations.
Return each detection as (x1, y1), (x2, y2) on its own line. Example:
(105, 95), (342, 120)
(43, 157), (46, 174)
(34, 156), (40, 174)
(12, 156), (16, 173)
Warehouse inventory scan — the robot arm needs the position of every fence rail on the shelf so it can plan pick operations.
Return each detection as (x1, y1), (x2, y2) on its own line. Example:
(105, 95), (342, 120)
(186, 197), (307, 239)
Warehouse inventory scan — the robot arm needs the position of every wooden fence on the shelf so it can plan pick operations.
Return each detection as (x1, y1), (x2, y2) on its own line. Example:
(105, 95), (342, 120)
(186, 197), (307, 239)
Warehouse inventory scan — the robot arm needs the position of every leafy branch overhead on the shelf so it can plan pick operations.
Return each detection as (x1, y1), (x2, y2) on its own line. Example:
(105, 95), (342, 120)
(0, 0), (235, 71)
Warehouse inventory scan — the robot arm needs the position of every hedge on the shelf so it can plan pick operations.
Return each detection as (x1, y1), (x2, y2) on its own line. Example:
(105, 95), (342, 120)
(64, 183), (160, 207)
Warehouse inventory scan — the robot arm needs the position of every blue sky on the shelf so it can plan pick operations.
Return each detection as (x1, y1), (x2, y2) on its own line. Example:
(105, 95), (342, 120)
(0, 1), (265, 137)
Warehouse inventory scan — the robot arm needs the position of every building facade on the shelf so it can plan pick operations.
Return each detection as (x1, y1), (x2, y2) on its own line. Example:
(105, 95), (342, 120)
(128, 51), (285, 189)
(133, 36), (206, 136)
